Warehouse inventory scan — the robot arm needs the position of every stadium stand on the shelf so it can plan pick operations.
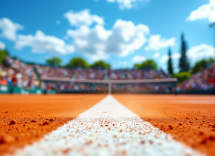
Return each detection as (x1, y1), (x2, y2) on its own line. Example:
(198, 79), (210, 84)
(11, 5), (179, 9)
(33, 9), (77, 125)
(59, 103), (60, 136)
(35, 64), (169, 80)
(108, 69), (168, 80)
(35, 65), (107, 80)
(0, 57), (42, 94)
(3, 56), (215, 94)
(4, 56), (39, 88)
(0, 56), (176, 94)
(34, 65), (108, 91)
(35, 65), (76, 79)
(34, 64), (171, 92)
(178, 63), (215, 91)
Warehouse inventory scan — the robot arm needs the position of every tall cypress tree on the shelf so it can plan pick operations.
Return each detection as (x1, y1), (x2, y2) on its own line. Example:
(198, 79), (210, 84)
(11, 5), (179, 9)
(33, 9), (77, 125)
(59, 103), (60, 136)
(167, 48), (174, 75)
(179, 33), (189, 72)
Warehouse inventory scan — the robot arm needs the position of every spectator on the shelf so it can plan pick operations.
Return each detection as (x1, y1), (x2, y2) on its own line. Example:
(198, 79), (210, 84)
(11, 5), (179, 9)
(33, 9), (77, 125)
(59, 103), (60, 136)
(178, 63), (215, 91)
(3, 57), (39, 89)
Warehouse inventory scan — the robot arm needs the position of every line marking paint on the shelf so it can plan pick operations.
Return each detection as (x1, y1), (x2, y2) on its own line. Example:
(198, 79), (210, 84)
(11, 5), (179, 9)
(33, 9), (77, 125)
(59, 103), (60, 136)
(10, 95), (204, 156)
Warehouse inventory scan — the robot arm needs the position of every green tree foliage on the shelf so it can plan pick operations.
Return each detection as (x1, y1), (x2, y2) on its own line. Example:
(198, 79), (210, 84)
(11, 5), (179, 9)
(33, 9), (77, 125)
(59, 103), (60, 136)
(46, 57), (62, 67)
(173, 72), (191, 83)
(90, 60), (111, 69)
(134, 59), (157, 70)
(66, 57), (89, 68)
(167, 48), (174, 75)
(0, 49), (9, 64)
(179, 33), (189, 72)
(191, 58), (214, 74)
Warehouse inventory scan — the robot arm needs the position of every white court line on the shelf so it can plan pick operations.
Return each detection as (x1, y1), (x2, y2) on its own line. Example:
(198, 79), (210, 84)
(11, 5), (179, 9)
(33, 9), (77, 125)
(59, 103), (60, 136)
(8, 95), (204, 156)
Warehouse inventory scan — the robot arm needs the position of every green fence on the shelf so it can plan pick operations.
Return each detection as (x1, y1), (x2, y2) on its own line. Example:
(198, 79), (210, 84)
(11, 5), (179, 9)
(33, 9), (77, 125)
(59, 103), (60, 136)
(0, 85), (56, 94)
(46, 90), (57, 94)
(12, 86), (44, 94)
(0, 85), (12, 94)
(178, 88), (215, 94)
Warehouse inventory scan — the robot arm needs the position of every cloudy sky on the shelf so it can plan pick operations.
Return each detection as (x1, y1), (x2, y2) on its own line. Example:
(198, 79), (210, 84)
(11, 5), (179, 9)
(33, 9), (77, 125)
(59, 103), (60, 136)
(0, 0), (214, 71)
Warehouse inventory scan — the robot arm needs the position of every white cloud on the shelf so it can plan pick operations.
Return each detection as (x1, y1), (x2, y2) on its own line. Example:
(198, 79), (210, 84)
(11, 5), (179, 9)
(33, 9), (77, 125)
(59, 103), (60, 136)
(187, 0), (215, 22)
(187, 44), (215, 62)
(172, 53), (181, 59)
(160, 44), (215, 72)
(160, 44), (214, 64)
(67, 19), (149, 60)
(90, 51), (110, 62)
(161, 53), (180, 63)
(153, 52), (160, 58)
(56, 20), (60, 25)
(107, 0), (143, 9)
(64, 9), (104, 27)
(161, 55), (168, 63)
(145, 35), (176, 51)
(0, 41), (5, 49)
(15, 30), (74, 55)
(132, 55), (146, 63)
(0, 17), (23, 41)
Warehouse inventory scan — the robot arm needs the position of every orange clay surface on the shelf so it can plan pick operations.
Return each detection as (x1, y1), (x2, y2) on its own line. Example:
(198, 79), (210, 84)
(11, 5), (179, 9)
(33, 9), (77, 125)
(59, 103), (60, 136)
(0, 94), (215, 156)
(0, 94), (106, 155)
(113, 94), (215, 156)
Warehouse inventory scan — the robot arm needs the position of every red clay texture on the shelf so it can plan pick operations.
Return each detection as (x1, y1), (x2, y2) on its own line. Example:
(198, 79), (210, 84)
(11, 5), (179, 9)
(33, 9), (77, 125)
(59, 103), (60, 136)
(0, 94), (106, 155)
(1, 94), (215, 156)
(114, 94), (215, 156)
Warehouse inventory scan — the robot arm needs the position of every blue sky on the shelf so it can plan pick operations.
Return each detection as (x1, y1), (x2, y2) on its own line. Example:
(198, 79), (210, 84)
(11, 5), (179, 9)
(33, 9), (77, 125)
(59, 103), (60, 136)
(0, 0), (214, 71)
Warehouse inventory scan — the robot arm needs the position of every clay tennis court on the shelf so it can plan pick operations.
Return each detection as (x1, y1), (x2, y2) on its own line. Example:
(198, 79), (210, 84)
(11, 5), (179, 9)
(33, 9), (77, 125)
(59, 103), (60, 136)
(0, 94), (215, 156)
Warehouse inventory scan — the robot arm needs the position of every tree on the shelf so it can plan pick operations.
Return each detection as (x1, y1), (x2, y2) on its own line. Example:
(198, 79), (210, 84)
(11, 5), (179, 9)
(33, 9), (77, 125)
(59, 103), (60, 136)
(179, 33), (189, 72)
(173, 72), (191, 83)
(46, 57), (62, 67)
(0, 49), (9, 64)
(191, 58), (214, 74)
(66, 57), (89, 68)
(90, 60), (111, 69)
(134, 59), (157, 70)
(167, 48), (174, 75)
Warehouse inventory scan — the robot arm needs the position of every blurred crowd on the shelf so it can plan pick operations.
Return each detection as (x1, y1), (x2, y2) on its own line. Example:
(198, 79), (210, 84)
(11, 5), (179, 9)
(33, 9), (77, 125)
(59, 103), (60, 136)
(109, 69), (168, 80)
(111, 83), (173, 93)
(2, 56), (215, 92)
(35, 64), (169, 91)
(0, 57), (39, 88)
(35, 65), (106, 80)
(45, 82), (173, 93)
(35, 65), (75, 79)
(35, 65), (168, 80)
(178, 64), (215, 91)
(45, 82), (106, 92)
